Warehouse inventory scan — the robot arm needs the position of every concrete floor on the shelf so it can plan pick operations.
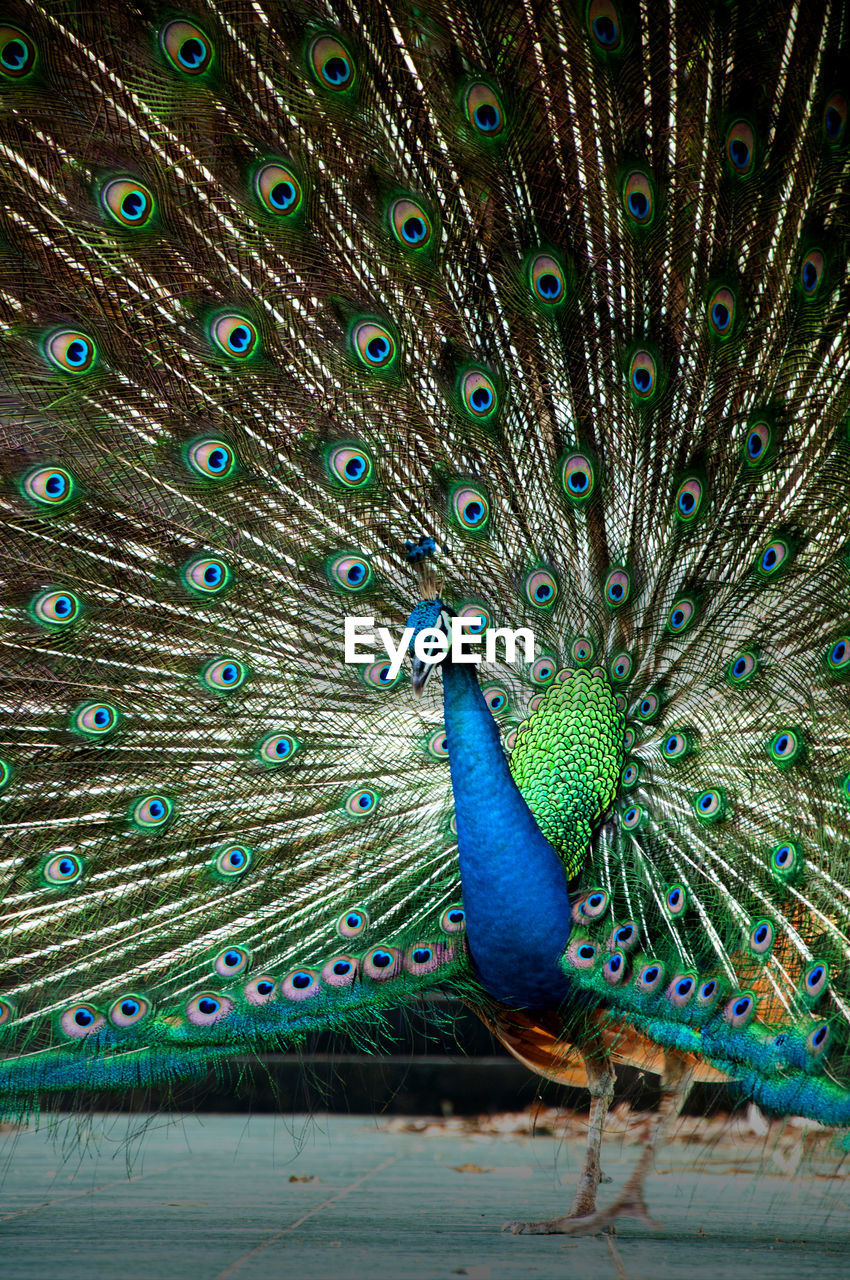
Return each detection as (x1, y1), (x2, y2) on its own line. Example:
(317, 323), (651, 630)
(1, 1110), (848, 1280)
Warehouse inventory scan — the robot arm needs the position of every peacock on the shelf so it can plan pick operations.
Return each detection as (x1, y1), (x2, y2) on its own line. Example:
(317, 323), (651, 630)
(1, 0), (849, 1238)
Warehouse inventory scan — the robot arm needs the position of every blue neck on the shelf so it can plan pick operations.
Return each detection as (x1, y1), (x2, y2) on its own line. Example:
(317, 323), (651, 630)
(441, 656), (572, 1008)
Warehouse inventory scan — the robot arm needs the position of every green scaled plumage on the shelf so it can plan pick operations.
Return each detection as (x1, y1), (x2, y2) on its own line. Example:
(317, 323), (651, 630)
(0, 0), (849, 1165)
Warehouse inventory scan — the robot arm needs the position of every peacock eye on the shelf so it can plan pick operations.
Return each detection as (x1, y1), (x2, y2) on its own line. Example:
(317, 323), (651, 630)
(130, 794), (173, 829)
(603, 950), (627, 985)
(186, 993), (233, 1025)
(458, 368), (499, 420)
(209, 313), (260, 360)
(603, 567), (630, 608)
(483, 685), (508, 714)
(727, 650), (757, 683)
(326, 442), (374, 489)
(748, 918), (775, 956)
(464, 82), (505, 137)
(635, 961), (664, 994)
(308, 34), (356, 92)
(696, 978), (720, 1008)
(213, 946), (251, 978)
(725, 119), (756, 176)
(361, 659), (400, 690)
(620, 761), (639, 788)
(768, 839), (798, 880)
(457, 602), (492, 633)
(254, 162), (303, 217)
(350, 319), (397, 371)
(450, 483), (490, 533)
(337, 907), (370, 939)
(363, 947), (402, 980)
(182, 555), (231, 594)
(100, 177), (155, 228)
(71, 702), (119, 736)
(160, 20), (213, 75)
(635, 692), (659, 721)
(578, 889), (610, 920)
(530, 654), (556, 684)
(344, 787), (378, 816)
(827, 636), (850, 672)
(0, 761), (11, 791)
(807, 1022), (832, 1058)
(621, 803), (645, 830)
(327, 552), (372, 592)
(109, 994), (151, 1027)
(723, 992), (756, 1028)
(801, 961), (829, 1001)
(524, 567), (559, 609)
(661, 731), (689, 761)
(215, 844), (252, 877)
(623, 728), (635, 751)
(823, 91), (847, 145)
(664, 884), (687, 917)
(667, 597), (696, 633)
(388, 197), (433, 249)
(622, 169), (654, 226)
(60, 1005), (105, 1038)
(22, 465), (75, 507)
(628, 348), (657, 399)
(186, 437), (237, 480)
(404, 943), (441, 975)
(43, 329), (98, 374)
(693, 787), (724, 821)
(587, 0), (622, 52)
(756, 538), (792, 578)
(528, 253), (566, 305)
(610, 651), (633, 682)
(707, 285), (736, 338)
(571, 636), (593, 664)
(800, 248), (826, 298)
(0, 25), (36, 79)
(321, 956), (358, 986)
(767, 728), (802, 766)
(609, 921), (638, 951)
(666, 974), (696, 1007)
(43, 853), (84, 886)
(566, 940), (598, 969)
(31, 589), (82, 626)
(744, 420), (772, 465)
(674, 477), (703, 522)
(257, 732), (297, 765)
(561, 452), (596, 503)
(440, 906), (466, 934)
(202, 657), (248, 691)
(244, 976), (277, 1005)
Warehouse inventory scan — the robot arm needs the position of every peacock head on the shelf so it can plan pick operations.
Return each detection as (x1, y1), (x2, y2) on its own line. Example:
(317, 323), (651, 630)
(406, 598), (453, 695)
(404, 535), (452, 695)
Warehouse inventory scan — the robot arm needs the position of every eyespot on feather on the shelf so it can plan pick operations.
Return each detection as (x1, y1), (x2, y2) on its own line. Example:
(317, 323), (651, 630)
(109, 995), (151, 1028)
(0, 25), (37, 79)
(60, 1005), (105, 1038)
(282, 969), (321, 1000)
(186, 993), (233, 1025)
(308, 33), (356, 92)
(160, 20), (213, 75)
(362, 947), (402, 980)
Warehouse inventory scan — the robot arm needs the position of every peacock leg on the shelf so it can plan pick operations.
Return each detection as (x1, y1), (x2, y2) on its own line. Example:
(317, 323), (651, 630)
(505, 1049), (694, 1236)
(502, 1034), (615, 1232)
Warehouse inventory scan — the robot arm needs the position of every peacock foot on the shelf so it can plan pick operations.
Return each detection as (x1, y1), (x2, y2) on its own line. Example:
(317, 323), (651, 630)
(502, 1153), (659, 1235)
(502, 1184), (658, 1236)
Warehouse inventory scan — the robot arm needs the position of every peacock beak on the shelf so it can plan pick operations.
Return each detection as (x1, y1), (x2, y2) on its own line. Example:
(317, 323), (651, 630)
(410, 656), (433, 697)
